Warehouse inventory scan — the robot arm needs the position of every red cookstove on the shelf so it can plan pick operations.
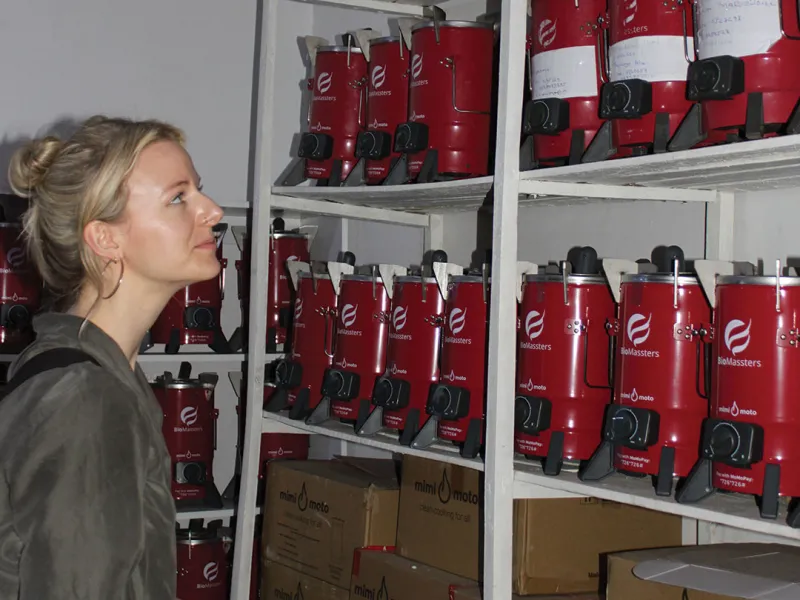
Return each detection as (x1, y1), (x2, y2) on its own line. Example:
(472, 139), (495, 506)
(389, 12), (496, 184)
(580, 247), (711, 497)
(176, 519), (228, 600)
(672, 0), (800, 146)
(146, 223), (229, 354)
(307, 260), (395, 432)
(230, 218), (312, 354)
(345, 33), (410, 186)
(515, 247), (615, 475)
(280, 35), (368, 187)
(412, 261), (490, 459)
(522, 0), (609, 167)
(266, 258), (345, 419)
(357, 253), (448, 445)
(583, 0), (699, 158)
(0, 220), (41, 351)
(678, 261), (800, 527)
(152, 362), (222, 509)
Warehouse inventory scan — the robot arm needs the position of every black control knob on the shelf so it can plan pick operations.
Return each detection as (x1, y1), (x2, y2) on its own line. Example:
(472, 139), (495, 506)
(514, 396), (531, 427)
(182, 463), (205, 485)
(372, 377), (393, 406)
(431, 250), (448, 264)
(323, 370), (345, 396)
(193, 308), (214, 329)
(710, 423), (739, 459)
(611, 409), (637, 441)
(273, 217), (285, 232)
(429, 386), (451, 415)
(7, 305), (29, 328)
(274, 360), (290, 385)
(697, 61), (720, 93)
(529, 100), (549, 129)
(608, 83), (631, 113)
(342, 251), (356, 266)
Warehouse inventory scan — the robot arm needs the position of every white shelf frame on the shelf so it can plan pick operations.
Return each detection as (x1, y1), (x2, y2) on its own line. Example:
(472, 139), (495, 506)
(230, 1), (756, 599)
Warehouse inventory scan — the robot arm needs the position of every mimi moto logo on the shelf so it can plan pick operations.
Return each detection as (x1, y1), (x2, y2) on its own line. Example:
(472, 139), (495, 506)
(279, 481), (330, 513)
(413, 468), (479, 505)
(354, 576), (390, 600)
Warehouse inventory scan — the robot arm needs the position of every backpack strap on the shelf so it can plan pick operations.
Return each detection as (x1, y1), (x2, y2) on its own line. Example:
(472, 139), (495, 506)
(3, 348), (100, 398)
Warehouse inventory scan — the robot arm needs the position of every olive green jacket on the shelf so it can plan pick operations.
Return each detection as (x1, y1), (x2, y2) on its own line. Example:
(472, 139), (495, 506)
(0, 313), (176, 599)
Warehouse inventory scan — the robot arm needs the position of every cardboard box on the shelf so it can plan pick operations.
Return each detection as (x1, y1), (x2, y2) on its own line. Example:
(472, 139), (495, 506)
(350, 549), (474, 600)
(395, 457), (683, 594)
(607, 543), (800, 600)
(261, 560), (349, 600)
(450, 584), (598, 600)
(263, 458), (400, 588)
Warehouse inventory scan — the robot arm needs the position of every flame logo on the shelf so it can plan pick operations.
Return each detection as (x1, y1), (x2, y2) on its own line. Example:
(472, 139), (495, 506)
(294, 298), (303, 321)
(377, 577), (389, 600)
(623, 0), (638, 25)
(630, 388), (639, 403)
(626, 313), (651, 347)
(203, 561), (219, 582)
(316, 72), (333, 94)
(392, 305), (408, 331)
(724, 319), (751, 356)
(295, 583), (305, 600)
(180, 406), (198, 427)
(6, 247), (25, 269)
(525, 310), (545, 340)
(297, 482), (309, 512)
(448, 307), (467, 335)
(411, 54), (423, 79)
(731, 401), (740, 418)
(438, 469), (452, 504)
(538, 18), (557, 48)
(340, 304), (358, 328)
(526, 378), (535, 392)
(371, 65), (386, 89)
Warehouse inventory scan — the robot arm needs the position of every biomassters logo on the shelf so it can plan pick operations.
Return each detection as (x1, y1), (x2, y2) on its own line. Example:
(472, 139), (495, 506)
(413, 468), (479, 505)
(279, 482), (330, 513)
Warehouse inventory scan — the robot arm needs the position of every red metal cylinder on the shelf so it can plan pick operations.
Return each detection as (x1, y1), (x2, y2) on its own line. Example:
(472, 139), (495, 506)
(607, 0), (694, 149)
(151, 375), (219, 505)
(515, 274), (615, 463)
(272, 272), (336, 413)
(0, 223), (41, 350)
(365, 37), (410, 184)
(305, 46), (368, 181)
(708, 276), (800, 498)
(374, 276), (445, 435)
(529, 0), (607, 164)
(406, 21), (495, 179)
(322, 274), (390, 421)
(611, 274), (710, 479)
(428, 276), (488, 447)
(176, 528), (229, 600)
(694, 1), (800, 137)
(266, 233), (311, 351)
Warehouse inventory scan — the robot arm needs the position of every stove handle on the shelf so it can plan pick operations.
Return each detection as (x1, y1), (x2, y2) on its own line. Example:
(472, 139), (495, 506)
(323, 308), (338, 358)
(426, 314), (446, 374)
(305, 79), (314, 124)
(696, 327), (712, 400)
(213, 408), (220, 450)
(525, 35), (533, 94)
(441, 57), (491, 115)
(604, 319), (619, 389)
(220, 258), (227, 301)
(596, 13), (610, 84)
(583, 324), (613, 390)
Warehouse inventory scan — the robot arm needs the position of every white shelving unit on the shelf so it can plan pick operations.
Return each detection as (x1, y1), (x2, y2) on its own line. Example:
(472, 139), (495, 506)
(230, 1), (800, 599)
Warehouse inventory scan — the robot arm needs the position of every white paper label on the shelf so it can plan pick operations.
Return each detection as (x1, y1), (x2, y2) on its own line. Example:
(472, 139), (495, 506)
(610, 36), (694, 83)
(533, 45), (598, 100)
(696, 0), (782, 59)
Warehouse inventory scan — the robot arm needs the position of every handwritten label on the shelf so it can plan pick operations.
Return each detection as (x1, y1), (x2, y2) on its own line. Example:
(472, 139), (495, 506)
(610, 36), (694, 82)
(696, 0), (781, 58)
(533, 45), (598, 100)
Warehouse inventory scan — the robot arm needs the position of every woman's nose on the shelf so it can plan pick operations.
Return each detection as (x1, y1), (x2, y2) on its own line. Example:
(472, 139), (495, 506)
(198, 193), (224, 226)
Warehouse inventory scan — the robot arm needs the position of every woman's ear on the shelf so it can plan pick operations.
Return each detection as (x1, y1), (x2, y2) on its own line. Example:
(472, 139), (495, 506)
(83, 220), (121, 262)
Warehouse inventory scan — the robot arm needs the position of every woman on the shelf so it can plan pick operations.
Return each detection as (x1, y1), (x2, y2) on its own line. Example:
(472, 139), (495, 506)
(0, 115), (224, 599)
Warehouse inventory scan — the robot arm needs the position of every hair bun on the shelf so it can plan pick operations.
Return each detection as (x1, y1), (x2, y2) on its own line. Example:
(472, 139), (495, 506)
(7, 136), (63, 198)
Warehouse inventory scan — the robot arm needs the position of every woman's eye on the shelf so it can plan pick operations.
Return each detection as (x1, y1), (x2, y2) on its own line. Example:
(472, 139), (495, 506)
(197, 184), (204, 193)
(170, 193), (184, 205)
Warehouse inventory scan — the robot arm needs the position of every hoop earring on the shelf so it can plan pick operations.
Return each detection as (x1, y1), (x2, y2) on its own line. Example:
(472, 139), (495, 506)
(102, 258), (124, 300)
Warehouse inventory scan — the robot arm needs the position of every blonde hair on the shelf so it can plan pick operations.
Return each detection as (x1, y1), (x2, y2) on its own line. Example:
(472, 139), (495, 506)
(8, 115), (185, 310)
